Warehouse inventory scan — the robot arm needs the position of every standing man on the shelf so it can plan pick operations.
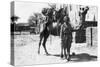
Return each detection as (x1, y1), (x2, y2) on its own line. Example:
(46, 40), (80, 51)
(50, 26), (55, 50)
(75, 6), (89, 43)
(79, 6), (89, 29)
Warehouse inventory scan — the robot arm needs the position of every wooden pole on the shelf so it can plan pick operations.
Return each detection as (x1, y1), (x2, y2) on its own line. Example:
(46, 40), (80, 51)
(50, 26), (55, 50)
(90, 27), (93, 46)
(90, 15), (95, 46)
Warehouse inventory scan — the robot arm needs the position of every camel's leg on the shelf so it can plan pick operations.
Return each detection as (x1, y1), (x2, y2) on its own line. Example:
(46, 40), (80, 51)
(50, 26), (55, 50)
(61, 42), (64, 58)
(38, 33), (43, 54)
(42, 34), (49, 55)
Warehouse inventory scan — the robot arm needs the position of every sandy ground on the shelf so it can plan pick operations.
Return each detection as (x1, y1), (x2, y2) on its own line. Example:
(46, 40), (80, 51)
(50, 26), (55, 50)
(13, 33), (97, 66)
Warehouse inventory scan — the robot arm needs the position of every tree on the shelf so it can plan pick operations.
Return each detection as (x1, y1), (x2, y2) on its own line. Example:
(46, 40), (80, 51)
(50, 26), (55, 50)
(28, 15), (36, 26)
(11, 15), (20, 23)
(28, 13), (43, 26)
(28, 13), (44, 34)
(11, 16), (20, 33)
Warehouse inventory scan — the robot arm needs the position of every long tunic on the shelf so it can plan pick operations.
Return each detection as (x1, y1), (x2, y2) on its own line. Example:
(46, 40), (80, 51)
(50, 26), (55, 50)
(60, 23), (73, 48)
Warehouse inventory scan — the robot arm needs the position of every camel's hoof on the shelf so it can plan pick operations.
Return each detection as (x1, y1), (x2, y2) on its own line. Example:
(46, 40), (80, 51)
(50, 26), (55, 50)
(46, 53), (50, 55)
(38, 53), (40, 55)
(72, 52), (75, 56)
(38, 51), (40, 55)
(61, 55), (63, 58)
(67, 57), (71, 61)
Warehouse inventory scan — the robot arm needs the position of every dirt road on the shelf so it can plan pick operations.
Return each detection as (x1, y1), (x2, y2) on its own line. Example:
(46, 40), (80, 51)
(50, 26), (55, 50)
(13, 34), (97, 66)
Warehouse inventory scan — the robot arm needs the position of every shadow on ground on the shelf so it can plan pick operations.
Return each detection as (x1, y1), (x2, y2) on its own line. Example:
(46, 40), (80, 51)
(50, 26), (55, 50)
(46, 53), (97, 62)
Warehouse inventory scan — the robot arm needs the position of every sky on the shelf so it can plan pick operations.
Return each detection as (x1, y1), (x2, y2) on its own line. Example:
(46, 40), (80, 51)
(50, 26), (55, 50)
(15, 1), (50, 23)
(14, 1), (98, 23)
